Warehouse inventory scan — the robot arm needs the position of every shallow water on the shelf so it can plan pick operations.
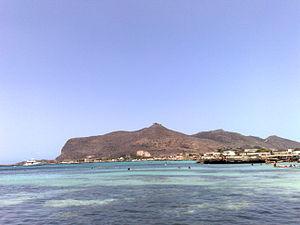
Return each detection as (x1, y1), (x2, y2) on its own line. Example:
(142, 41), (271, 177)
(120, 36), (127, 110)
(1, 161), (300, 224)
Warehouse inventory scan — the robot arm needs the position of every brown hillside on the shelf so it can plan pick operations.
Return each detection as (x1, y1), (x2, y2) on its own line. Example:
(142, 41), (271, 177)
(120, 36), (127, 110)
(56, 123), (221, 161)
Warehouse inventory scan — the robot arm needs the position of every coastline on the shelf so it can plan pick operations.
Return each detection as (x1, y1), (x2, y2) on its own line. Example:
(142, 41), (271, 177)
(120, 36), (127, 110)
(6, 147), (300, 167)
(2, 158), (196, 167)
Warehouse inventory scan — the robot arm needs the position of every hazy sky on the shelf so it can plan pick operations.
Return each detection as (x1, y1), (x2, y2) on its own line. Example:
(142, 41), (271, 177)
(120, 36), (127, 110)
(1, 0), (300, 163)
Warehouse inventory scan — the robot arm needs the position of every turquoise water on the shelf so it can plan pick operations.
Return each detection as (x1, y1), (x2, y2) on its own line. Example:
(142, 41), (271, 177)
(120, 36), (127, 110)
(1, 161), (300, 224)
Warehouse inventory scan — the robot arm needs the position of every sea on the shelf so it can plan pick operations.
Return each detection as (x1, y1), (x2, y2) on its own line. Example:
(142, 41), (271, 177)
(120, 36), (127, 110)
(0, 161), (300, 225)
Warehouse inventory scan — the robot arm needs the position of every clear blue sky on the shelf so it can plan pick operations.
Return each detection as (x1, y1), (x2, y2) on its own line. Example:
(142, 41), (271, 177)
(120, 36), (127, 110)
(0, 0), (300, 164)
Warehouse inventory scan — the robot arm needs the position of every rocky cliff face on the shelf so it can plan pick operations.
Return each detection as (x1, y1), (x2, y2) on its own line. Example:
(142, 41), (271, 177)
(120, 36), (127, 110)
(56, 123), (300, 161)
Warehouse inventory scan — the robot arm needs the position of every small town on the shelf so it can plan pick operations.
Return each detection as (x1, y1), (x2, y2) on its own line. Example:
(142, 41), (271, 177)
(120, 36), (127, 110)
(60, 148), (300, 165)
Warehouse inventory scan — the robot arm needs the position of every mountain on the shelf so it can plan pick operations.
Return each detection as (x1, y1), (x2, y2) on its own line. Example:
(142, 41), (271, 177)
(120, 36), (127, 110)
(193, 129), (271, 149)
(56, 124), (300, 161)
(193, 129), (300, 150)
(264, 135), (300, 150)
(56, 123), (221, 161)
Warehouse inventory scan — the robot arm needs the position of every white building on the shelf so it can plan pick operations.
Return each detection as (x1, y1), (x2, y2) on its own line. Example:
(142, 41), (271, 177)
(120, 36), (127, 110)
(204, 152), (221, 157)
(288, 149), (300, 156)
(222, 150), (236, 156)
(136, 150), (151, 158)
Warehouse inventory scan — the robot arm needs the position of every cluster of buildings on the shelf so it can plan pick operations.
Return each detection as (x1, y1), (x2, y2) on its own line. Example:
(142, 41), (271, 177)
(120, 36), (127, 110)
(20, 148), (300, 166)
(200, 148), (300, 164)
(59, 151), (197, 164)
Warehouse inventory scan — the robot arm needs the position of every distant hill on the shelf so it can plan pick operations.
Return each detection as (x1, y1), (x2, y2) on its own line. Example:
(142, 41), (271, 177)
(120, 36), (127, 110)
(264, 135), (300, 150)
(56, 124), (300, 161)
(193, 129), (300, 150)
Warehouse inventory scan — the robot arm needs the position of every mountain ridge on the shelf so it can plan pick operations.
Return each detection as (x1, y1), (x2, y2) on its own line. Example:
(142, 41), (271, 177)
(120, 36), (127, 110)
(56, 123), (300, 161)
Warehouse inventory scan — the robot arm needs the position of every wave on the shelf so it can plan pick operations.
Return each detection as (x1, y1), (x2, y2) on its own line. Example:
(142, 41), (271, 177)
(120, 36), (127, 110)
(44, 199), (116, 207)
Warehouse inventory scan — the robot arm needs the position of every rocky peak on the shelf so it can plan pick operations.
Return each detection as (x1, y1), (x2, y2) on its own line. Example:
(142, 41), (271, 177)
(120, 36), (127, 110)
(150, 123), (164, 128)
(265, 135), (279, 140)
(211, 129), (225, 133)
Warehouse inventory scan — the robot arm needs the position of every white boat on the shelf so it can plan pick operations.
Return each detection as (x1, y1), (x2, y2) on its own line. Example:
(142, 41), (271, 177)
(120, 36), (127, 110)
(23, 159), (42, 166)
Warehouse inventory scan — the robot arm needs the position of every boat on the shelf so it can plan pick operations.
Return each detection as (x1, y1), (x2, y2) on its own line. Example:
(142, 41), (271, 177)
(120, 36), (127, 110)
(23, 159), (42, 166)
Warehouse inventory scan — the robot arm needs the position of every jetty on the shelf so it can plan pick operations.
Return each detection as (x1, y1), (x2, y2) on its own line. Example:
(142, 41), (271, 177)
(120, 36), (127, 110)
(200, 157), (265, 164)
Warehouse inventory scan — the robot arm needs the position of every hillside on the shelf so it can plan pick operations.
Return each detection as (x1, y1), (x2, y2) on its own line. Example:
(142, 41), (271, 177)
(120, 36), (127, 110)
(264, 135), (300, 150)
(56, 124), (300, 161)
(193, 129), (300, 150)
(56, 123), (221, 161)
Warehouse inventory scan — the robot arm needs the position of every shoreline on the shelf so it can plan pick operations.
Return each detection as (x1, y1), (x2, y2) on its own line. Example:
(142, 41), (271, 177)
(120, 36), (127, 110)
(0, 159), (196, 167)
(2, 160), (300, 168)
